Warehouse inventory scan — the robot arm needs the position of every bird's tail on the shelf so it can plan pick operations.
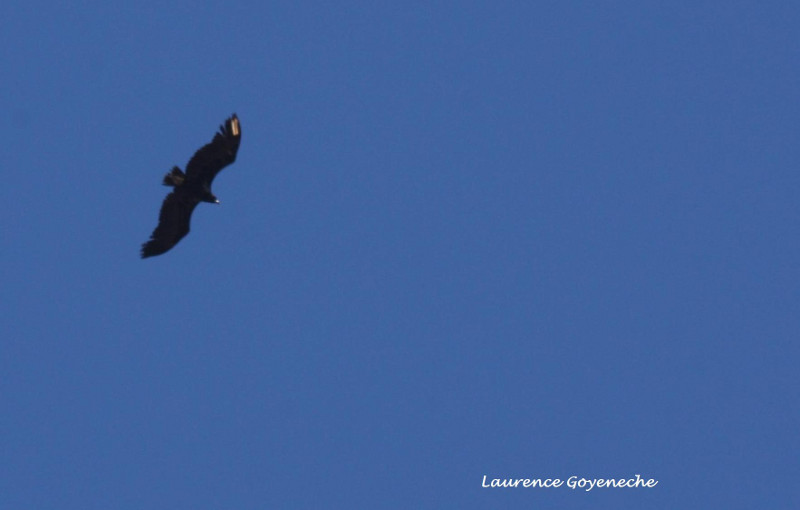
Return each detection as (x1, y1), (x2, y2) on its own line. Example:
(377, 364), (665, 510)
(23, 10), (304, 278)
(162, 166), (185, 187)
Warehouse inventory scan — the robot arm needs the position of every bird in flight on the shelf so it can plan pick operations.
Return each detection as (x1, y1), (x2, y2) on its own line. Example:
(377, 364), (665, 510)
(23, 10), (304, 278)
(141, 114), (242, 258)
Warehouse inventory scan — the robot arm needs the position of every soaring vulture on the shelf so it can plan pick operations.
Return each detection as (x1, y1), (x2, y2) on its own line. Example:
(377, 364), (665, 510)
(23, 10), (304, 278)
(141, 114), (241, 258)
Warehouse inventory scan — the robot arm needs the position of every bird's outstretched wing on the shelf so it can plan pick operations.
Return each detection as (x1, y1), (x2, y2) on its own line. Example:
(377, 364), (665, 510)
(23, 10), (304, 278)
(140, 189), (200, 258)
(184, 114), (241, 186)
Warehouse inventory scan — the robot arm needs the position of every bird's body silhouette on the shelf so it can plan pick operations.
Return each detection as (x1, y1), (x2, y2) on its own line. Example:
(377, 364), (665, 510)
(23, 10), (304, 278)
(141, 114), (241, 258)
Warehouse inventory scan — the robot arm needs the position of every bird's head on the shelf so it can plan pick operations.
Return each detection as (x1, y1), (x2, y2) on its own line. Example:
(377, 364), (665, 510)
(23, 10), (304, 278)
(201, 190), (220, 204)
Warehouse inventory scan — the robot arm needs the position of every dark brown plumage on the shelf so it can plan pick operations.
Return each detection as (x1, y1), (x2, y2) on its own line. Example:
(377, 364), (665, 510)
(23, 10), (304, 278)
(141, 114), (241, 258)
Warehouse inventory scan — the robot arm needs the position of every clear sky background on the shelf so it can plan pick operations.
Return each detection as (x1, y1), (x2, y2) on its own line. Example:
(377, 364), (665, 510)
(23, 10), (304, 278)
(1, 2), (798, 509)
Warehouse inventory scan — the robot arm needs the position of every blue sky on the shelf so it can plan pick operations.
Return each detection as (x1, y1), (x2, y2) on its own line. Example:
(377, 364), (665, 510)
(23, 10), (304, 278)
(1, 1), (798, 508)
